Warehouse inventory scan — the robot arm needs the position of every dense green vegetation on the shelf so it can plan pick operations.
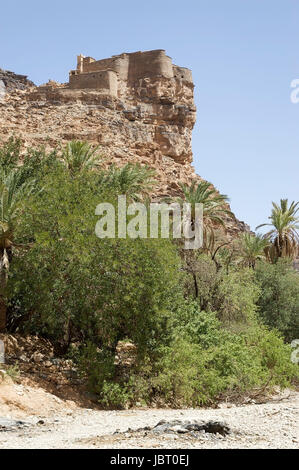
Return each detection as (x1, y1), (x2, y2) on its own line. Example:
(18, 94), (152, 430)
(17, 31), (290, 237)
(0, 138), (298, 408)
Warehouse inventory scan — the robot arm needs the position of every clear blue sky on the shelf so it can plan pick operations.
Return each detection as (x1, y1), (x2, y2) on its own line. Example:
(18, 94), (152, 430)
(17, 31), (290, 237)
(1, 0), (298, 230)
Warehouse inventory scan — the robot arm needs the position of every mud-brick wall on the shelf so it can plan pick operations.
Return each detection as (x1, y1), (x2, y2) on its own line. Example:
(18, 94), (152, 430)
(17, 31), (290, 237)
(127, 50), (173, 83)
(172, 65), (193, 83)
(69, 70), (118, 96)
(79, 50), (174, 84)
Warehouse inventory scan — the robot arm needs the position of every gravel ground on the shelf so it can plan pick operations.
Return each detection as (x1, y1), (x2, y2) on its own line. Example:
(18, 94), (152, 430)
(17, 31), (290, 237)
(0, 391), (298, 449)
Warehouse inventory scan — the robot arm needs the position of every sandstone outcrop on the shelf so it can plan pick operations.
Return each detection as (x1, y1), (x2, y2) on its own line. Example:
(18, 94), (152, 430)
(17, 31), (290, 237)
(0, 68), (34, 95)
(0, 49), (249, 237)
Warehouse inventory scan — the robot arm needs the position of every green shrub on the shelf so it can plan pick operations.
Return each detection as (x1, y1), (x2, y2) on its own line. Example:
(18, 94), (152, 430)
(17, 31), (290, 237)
(8, 168), (182, 355)
(152, 324), (298, 407)
(183, 253), (218, 308)
(0, 137), (21, 172)
(77, 302), (298, 409)
(170, 301), (223, 348)
(74, 342), (115, 391)
(215, 268), (261, 327)
(183, 254), (261, 329)
(255, 259), (299, 341)
(99, 381), (132, 409)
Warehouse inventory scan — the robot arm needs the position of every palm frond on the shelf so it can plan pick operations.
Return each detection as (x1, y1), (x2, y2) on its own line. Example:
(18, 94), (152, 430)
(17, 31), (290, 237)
(256, 199), (299, 261)
(61, 140), (102, 174)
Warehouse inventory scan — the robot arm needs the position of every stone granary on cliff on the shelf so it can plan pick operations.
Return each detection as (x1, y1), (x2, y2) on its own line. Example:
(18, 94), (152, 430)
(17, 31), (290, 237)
(0, 49), (249, 237)
(1, 48), (198, 188)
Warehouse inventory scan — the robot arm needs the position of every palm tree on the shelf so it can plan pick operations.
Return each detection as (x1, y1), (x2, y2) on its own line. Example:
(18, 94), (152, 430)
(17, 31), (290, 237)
(0, 169), (35, 331)
(99, 163), (155, 200)
(61, 140), (102, 175)
(238, 233), (269, 268)
(178, 180), (232, 247)
(256, 199), (299, 261)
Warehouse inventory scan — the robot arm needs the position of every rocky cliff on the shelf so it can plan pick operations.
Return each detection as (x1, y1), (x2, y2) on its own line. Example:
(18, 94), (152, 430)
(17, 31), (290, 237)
(0, 50), (249, 237)
(0, 68), (34, 94)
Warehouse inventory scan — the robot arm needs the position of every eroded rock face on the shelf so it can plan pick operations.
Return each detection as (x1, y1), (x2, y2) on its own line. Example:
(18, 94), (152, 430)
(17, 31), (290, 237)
(0, 50), (249, 234)
(0, 68), (34, 93)
(0, 50), (199, 198)
(0, 80), (5, 100)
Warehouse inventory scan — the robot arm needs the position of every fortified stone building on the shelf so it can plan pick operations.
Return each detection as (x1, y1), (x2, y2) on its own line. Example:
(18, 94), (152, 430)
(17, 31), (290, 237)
(68, 49), (193, 97)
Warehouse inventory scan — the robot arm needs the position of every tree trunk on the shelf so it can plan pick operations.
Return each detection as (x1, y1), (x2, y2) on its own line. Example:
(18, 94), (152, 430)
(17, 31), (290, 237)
(0, 250), (9, 332)
(0, 298), (6, 332)
(192, 273), (199, 298)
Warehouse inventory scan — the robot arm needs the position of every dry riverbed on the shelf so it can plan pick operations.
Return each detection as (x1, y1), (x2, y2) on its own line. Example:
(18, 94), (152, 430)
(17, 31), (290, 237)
(0, 389), (298, 449)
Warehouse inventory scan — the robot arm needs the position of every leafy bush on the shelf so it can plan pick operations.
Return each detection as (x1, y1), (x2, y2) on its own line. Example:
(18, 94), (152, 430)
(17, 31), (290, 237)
(99, 381), (132, 409)
(151, 324), (298, 407)
(183, 255), (261, 328)
(182, 253), (218, 307)
(74, 342), (115, 391)
(75, 302), (298, 409)
(0, 137), (21, 172)
(255, 259), (299, 341)
(170, 301), (222, 348)
(8, 168), (182, 356)
(215, 268), (261, 327)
